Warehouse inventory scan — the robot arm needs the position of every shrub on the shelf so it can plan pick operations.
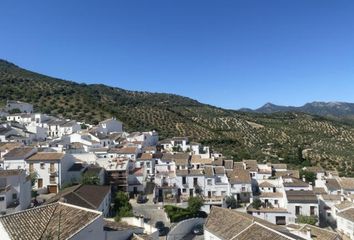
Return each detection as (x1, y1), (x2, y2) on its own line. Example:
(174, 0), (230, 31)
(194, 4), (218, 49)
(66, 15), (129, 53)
(164, 205), (207, 222)
(297, 215), (318, 225)
(251, 199), (262, 210)
(188, 196), (203, 213)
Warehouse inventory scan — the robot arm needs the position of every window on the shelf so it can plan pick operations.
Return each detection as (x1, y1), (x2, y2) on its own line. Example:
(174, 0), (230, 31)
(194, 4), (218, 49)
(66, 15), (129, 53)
(274, 200), (278, 205)
(29, 163), (34, 172)
(40, 163), (45, 169)
(50, 176), (56, 183)
(241, 186), (246, 192)
(296, 206), (301, 215)
(310, 206), (316, 216)
(182, 188), (187, 193)
(50, 163), (55, 172)
(182, 177), (186, 184)
(207, 179), (212, 185)
(0, 196), (4, 201)
(12, 193), (17, 200)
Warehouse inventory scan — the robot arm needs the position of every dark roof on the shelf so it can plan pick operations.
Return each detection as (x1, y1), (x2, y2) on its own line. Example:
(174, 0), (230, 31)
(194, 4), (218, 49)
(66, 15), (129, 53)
(0, 202), (101, 240)
(46, 184), (111, 210)
(286, 191), (318, 204)
(68, 163), (86, 172)
(84, 166), (104, 175)
(228, 169), (252, 184)
(0, 169), (23, 177)
(0, 127), (13, 135)
(3, 147), (35, 160)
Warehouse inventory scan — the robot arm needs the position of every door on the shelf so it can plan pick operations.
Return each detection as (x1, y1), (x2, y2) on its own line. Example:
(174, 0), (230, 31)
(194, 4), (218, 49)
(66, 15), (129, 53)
(48, 185), (58, 194)
(37, 178), (43, 188)
(190, 189), (194, 197)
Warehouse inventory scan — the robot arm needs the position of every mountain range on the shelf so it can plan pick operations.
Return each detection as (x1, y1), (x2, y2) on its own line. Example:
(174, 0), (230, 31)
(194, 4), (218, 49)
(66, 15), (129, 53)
(0, 59), (353, 177)
(241, 102), (354, 119)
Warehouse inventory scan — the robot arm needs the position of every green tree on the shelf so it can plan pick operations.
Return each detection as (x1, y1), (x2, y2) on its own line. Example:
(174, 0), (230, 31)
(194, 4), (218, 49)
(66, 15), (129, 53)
(251, 199), (262, 210)
(81, 172), (100, 185)
(29, 172), (38, 187)
(300, 170), (316, 183)
(188, 196), (203, 213)
(114, 192), (133, 221)
(225, 195), (238, 209)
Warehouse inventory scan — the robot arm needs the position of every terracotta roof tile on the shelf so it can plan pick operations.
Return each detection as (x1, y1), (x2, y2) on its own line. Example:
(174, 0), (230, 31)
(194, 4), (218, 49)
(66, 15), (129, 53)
(0, 202), (101, 240)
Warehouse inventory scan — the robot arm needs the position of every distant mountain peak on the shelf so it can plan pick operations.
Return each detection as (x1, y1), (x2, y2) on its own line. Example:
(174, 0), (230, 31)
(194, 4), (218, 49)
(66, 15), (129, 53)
(242, 101), (354, 117)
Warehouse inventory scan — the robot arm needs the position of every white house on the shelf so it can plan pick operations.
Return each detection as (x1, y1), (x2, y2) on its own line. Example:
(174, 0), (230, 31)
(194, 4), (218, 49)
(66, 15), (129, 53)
(227, 169), (252, 203)
(3, 147), (37, 170)
(285, 190), (319, 224)
(337, 207), (354, 240)
(5, 101), (33, 113)
(171, 137), (189, 151)
(97, 118), (123, 134)
(0, 169), (31, 215)
(203, 166), (229, 212)
(26, 152), (76, 193)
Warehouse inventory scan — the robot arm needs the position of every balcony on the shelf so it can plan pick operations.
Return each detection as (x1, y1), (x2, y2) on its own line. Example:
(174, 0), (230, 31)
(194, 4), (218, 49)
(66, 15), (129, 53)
(48, 168), (58, 176)
(204, 196), (223, 204)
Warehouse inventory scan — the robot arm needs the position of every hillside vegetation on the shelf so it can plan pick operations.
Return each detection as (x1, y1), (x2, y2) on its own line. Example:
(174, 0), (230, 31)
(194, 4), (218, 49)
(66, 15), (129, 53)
(0, 60), (353, 176)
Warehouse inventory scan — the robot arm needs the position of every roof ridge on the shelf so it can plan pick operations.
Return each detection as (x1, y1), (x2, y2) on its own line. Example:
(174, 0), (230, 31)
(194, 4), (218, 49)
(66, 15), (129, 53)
(39, 202), (60, 239)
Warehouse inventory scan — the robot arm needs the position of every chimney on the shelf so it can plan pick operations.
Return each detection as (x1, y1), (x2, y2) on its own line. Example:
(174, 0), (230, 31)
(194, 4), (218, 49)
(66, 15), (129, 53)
(302, 175), (306, 182)
(340, 196), (344, 202)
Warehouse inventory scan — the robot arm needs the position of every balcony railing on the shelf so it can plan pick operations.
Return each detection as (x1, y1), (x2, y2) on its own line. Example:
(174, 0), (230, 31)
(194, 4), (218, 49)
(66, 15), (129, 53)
(204, 196), (223, 203)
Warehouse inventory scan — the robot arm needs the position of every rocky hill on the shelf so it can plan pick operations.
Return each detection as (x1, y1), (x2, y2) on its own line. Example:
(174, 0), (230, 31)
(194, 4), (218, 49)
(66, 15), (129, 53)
(0, 59), (353, 176)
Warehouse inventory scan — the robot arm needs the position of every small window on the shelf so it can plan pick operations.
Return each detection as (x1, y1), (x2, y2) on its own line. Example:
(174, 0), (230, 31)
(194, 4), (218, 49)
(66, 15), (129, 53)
(40, 163), (45, 169)
(275, 200), (278, 205)
(0, 197), (4, 201)
(207, 179), (212, 185)
(12, 193), (17, 200)
(182, 188), (187, 193)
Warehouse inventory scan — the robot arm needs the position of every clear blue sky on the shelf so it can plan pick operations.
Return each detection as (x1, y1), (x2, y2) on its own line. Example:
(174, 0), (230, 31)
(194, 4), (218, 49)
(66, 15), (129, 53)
(1, 1), (353, 109)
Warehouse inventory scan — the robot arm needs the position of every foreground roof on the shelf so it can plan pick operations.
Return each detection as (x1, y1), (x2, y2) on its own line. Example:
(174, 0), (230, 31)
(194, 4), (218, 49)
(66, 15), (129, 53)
(205, 206), (299, 240)
(46, 184), (111, 209)
(0, 202), (101, 240)
(294, 224), (341, 240)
